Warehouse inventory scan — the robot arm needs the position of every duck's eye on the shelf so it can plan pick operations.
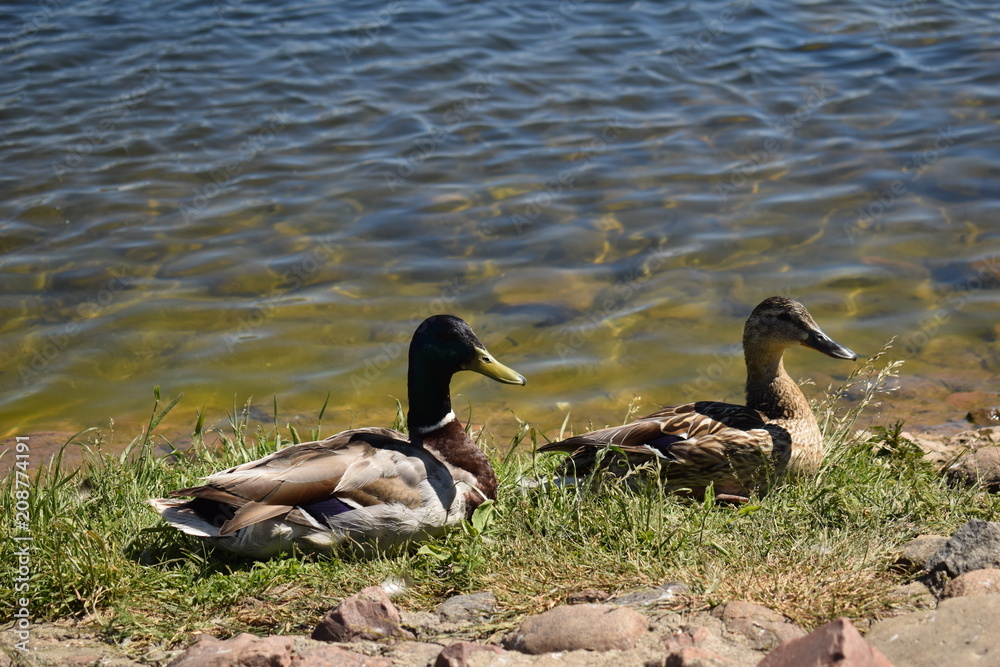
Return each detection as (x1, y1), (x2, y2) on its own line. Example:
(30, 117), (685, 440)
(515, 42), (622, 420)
(481, 355), (492, 364)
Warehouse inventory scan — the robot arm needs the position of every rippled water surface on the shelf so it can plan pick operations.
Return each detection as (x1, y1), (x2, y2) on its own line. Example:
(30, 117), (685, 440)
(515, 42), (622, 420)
(2, 0), (999, 446)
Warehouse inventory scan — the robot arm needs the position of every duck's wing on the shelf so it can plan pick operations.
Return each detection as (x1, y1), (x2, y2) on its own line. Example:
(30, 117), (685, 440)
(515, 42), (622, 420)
(539, 401), (790, 494)
(539, 401), (770, 454)
(165, 427), (450, 535)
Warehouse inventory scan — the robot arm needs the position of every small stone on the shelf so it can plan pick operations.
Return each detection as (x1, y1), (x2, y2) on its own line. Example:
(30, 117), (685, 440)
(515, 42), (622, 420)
(311, 586), (414, 643)
(941, 568), (1000, 598)
(894, 535), (949, 571)
(435, 642), (506, 667)
(503, 604), (648, 654)
(436, 592), (497, 624)
(867, 594), (1000, 667)
(757, 618), (892, 667)
(712, 601), (806, 651)
(662, 626), (711, 652)
(167, 634), (296, 667)
(926, 520), (1000, 579)
(947, 447), (1000, 491)
(565, 588), (611, 604)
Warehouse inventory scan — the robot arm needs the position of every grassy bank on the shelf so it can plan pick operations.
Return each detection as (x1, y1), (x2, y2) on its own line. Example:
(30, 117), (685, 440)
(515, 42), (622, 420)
(3, 349), (998, 659)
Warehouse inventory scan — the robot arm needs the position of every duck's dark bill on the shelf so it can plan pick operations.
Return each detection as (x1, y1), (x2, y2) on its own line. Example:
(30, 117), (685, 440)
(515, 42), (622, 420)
(803, 330), (857, 361)
(468, 347), (527, 385)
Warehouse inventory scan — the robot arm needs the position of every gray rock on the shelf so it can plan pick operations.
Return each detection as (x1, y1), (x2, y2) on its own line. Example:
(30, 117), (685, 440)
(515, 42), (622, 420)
(757, 618), (892, 667)
(947, 447), (1000, 491)
(926, 520), (1000, 579)
(894, 534), (949, 572)
(503, 604), (648, 654)
(311, 585), (414, 643)
(867, 594), (1000, 667)
(608, 581), (690, 607)
(941, 568), (1000, 598)
(712, 601), (807, 651)
(435, 592), (497, 624)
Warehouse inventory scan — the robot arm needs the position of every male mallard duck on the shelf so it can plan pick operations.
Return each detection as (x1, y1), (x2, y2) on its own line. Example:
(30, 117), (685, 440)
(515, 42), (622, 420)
(539, 297), (856, 500)
(149, 315), (525, 558)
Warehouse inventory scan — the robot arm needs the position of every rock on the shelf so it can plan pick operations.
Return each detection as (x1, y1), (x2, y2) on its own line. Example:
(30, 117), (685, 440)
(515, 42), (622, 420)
(925, 520), (1000, 579)
(967, 407), (1000, 425)
(887, 581), (936, 609)
(941, 568), (1000, 598)
(435, 592), (496, 624)
(757, 618), (892, 667)
(608, 581), (691, 607)
(867, 594), (1000, 667)
(311, 586), (414, 643)
(503, 604), (648, 654)
(893, 534), (949, 571)
(382, 641), (447, 666)
(167, 634), (296, 667)
(712, 601), (807, 651)
(947, 447), (1000, 491)
(945, 391), (993, 412)
(435, 642), (506, 667)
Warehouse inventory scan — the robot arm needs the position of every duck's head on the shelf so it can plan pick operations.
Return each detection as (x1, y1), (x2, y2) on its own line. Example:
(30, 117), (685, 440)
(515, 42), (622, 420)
(410, 315), (526, 385)
(744, 296), (857, 361)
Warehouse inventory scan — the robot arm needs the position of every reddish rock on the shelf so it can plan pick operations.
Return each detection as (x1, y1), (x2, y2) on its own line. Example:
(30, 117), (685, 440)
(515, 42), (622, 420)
(435, 642), (506, 667)
(662, 626), (712, 652)
(503, 604), (648, 654)
(757, 618), (892, 667)
(713, 601), (806, 651)
(167, 634), (296, 667)
(311, 586), (414, 643)
(946, 391), (992, 412)
(942, 568), (1000, 598)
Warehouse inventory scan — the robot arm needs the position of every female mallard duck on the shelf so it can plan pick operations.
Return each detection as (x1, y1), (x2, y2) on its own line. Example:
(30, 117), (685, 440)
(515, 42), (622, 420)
(149, 315), (525, 558)
(539, 297), (856, 500)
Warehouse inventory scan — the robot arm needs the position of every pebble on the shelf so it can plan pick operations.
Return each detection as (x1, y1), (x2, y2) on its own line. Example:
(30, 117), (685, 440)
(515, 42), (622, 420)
(711, 601), (806, 651)
(435, 592), (497, 624)
(893, 534), (949, 571)
(311, 585), (414, 643)
(758, 618), (892, 667)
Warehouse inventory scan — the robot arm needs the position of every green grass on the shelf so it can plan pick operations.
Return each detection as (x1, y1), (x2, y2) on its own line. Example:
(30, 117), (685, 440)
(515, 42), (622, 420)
(2, 349), (998, 660)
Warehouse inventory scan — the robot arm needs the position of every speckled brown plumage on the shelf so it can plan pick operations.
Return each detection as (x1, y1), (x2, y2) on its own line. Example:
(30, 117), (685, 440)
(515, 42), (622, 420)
(540, 297), (856, 500)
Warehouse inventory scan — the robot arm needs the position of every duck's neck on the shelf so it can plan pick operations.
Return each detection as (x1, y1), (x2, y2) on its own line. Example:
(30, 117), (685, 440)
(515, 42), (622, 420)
(406, 363), (498, 504)
(744, 342), (823, 475)
(743, 345), (814, 423)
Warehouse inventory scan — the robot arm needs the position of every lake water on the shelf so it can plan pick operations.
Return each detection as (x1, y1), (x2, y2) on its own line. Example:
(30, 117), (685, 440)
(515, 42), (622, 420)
(2, 0), (999, 450)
